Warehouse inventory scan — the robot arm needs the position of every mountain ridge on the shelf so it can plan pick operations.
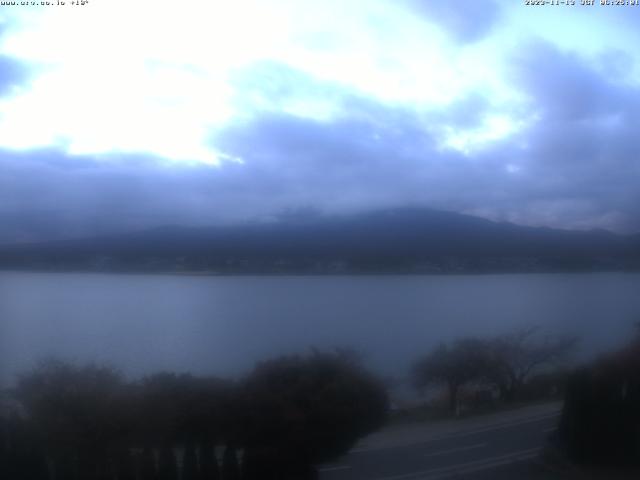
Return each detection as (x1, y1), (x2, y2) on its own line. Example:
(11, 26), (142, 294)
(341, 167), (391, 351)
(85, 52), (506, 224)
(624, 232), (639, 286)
(1, 207), (638, 274)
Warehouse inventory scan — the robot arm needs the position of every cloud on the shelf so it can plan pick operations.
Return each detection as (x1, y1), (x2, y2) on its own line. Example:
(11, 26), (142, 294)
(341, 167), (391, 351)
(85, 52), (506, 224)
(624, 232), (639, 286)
(0, 55), (27, 97)
(0, 0), (492, 164)
(1, 7), (639, 243)
(406, 0), (502, 43)
(215, 44), (640, 234)
(0, 98), (495, 243)
(3, 38), (640, 245)
(486, 41), (640, 231)
(509, 42), (632, 122)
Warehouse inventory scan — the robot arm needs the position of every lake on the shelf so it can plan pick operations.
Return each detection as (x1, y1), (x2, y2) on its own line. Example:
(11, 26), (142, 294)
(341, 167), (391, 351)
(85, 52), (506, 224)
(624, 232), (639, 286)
(1, 272), (639, 388)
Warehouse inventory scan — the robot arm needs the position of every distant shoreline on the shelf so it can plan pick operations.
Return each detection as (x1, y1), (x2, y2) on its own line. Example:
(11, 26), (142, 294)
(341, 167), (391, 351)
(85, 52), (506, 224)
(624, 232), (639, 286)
(1, 268), (639, 277)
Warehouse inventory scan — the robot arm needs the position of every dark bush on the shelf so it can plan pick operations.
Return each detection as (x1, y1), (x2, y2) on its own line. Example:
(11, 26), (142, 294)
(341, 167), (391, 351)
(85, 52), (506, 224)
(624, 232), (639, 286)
(0, 415), (48, 480)
(238, 351), (389, 478)
(139, 447), (157, 480)
(6, 353), (387, 478)
(198, 443), (220, 480)
(16, 359), (128, 479)
(559, 338), (640, 466)
(158, 445), (178, 480)
(221, 445), (240, 480)
(182, 442), (198, 480)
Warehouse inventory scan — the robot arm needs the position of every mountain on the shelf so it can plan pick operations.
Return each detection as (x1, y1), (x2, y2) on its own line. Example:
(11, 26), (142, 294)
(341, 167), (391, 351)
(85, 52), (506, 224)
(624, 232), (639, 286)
(0, 208), (639, 274)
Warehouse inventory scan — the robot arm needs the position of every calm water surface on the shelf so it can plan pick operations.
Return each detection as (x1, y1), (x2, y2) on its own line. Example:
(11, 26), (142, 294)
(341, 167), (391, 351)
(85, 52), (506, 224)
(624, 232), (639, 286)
(2, 272), (639, 387)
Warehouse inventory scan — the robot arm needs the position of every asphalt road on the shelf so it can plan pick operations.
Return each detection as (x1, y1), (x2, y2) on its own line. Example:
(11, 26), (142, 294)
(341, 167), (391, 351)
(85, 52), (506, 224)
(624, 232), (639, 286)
(319, 405), (561, 480)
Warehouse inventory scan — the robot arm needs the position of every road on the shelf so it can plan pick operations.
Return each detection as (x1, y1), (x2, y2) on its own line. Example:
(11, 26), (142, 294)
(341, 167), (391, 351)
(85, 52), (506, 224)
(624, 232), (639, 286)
(319, 403), (561, 480)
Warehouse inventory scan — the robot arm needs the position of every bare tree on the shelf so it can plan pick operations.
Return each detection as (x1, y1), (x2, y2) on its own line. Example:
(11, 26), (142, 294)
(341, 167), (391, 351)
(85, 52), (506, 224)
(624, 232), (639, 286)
(412, 338), (489, 414)
(484, 326), (578, 402)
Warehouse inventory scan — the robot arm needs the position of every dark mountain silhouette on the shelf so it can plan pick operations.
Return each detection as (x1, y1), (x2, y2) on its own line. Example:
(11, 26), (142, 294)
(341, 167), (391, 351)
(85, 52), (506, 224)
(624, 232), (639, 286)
(1, 207), (639, 273)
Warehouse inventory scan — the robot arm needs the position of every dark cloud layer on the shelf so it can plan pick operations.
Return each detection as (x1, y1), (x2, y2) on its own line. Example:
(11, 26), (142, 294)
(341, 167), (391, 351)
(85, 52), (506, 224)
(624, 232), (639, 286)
(501, 42), (640, 231)
(1, 40), (640, 243)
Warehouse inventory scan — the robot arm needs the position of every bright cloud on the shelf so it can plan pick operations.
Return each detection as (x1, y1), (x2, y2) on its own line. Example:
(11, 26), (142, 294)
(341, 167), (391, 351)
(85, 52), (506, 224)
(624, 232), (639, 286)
(0, 0), (524, 164)
(1, 0), (640, 237)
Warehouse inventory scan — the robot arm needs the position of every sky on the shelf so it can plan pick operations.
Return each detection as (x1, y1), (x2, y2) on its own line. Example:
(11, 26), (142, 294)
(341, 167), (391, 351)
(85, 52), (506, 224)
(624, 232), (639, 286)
(1, 0), (640, 242)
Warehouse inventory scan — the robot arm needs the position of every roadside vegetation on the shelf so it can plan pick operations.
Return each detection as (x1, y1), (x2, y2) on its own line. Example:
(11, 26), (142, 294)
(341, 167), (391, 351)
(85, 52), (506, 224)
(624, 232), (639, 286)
(0, 351), (388, 480)
(409, 326), (577, 418)
(557, 327), (640, 468)
(3, 324), (640, 478)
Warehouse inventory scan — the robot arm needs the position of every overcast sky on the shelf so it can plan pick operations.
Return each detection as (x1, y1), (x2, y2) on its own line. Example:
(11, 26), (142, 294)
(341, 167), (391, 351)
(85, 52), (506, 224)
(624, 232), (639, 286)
(1, 0), (639, 242)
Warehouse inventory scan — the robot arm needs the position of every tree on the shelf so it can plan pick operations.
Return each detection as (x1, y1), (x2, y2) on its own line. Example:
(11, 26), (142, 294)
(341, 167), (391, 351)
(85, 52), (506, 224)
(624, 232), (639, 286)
(134, 372), (193, 448)
(0, 412), (49, 480)
(483, 326), (578, 402)
(132, 373), (233, 480)
(198, 442), (220, 480)
(139, 447), (157, 480)
(16, 359), (128, 479)
(158, 445), (178, 480)
(221, 445), (240, 480)
(412, 338), (489, 414)
(114, 447), (136, 480)
(559, 334), (640, 466)
(182, 442), (198, 480)
(134, 373), (232, 448)
(238, 351), (389, 479)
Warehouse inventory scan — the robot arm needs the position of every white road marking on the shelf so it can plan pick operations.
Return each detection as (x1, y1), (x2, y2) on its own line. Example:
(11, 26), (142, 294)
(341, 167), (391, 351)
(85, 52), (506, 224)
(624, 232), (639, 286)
(423, 448), (541, 480)
(423, 442), (486, 458)
(375, 447), (541, 480)
(352, 411), (559, 453)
